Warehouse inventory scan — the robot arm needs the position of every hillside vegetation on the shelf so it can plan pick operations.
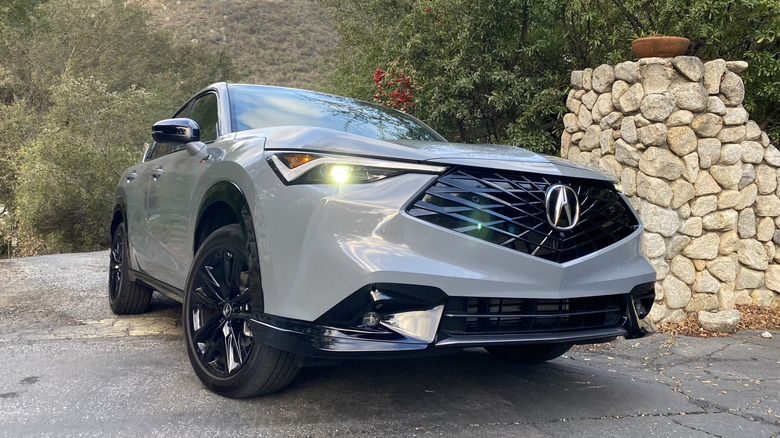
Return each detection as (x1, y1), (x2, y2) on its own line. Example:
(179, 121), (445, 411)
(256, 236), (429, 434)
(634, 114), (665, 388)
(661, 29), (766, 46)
(143, 0), (337, 90)
(0, 0), (337, 257)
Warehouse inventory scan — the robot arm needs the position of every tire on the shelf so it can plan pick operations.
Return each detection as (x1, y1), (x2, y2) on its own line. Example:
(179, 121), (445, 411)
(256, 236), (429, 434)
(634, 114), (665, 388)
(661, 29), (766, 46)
(183, 224), (299, 398)
(108, 224), (152, 314)
(486, 343), (573, 364)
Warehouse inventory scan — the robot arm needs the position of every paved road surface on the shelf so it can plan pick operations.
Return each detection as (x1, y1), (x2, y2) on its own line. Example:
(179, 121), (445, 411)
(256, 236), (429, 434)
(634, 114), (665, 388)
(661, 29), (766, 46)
(0, 252), (778, 437)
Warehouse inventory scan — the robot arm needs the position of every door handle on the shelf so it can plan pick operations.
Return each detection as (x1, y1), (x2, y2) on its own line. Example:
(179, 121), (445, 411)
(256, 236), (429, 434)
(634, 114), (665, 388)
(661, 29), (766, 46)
(152, 168), (164, 181)
(126, 171), (137, 183)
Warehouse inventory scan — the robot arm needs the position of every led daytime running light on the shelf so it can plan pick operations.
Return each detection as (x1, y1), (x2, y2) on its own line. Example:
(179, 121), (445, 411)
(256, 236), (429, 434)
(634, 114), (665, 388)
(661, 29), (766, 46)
(268, 152), (447, 184)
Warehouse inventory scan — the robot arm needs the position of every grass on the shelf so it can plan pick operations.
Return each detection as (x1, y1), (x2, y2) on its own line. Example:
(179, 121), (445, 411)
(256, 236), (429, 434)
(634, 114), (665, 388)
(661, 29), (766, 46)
(142, 0), (337, 91)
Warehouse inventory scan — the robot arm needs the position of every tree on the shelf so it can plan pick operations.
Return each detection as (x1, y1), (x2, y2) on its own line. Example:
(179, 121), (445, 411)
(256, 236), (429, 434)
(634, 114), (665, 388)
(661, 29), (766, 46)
(319, 0), (779, 150)
(320, 0), (570, 154)
(562, 0), (779, 139)
(0, 0), (235, 254)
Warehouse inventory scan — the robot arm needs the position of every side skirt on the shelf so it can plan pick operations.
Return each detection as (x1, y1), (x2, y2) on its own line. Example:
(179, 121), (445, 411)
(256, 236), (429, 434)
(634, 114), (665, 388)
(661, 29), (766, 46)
(129, 269), (185, 303)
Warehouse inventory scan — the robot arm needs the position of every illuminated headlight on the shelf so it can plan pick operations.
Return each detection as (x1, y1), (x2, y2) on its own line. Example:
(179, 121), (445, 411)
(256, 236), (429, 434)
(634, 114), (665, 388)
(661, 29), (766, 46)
(267, 152), (447, 185)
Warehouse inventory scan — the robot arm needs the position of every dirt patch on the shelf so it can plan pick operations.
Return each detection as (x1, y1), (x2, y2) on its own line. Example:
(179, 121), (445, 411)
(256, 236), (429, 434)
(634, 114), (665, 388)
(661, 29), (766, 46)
(658, 304), (780, 337)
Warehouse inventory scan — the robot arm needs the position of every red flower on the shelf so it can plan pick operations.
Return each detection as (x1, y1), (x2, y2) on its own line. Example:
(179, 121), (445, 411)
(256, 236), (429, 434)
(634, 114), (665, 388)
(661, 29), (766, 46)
(373, 68), (416, 111)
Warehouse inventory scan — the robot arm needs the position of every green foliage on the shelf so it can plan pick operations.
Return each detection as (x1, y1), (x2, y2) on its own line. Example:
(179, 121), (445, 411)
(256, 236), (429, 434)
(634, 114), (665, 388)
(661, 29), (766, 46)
(320, 0), (779, 150)
(320, 0), (569, 154)
(13, 79), (155, 252)
(0, 0), (235, 254)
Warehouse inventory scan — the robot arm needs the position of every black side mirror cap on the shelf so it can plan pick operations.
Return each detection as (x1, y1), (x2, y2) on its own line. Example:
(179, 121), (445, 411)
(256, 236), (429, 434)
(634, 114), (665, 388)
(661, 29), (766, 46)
(152, 118), (200, 144)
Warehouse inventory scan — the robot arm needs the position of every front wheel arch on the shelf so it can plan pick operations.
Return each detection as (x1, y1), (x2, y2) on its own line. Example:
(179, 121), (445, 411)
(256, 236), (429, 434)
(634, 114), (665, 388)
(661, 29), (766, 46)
(193, 181), (255, 256)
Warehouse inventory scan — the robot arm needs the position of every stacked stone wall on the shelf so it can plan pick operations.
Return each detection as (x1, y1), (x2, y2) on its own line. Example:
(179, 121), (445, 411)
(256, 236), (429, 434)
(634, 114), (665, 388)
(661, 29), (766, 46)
(562, 56), (780, 329)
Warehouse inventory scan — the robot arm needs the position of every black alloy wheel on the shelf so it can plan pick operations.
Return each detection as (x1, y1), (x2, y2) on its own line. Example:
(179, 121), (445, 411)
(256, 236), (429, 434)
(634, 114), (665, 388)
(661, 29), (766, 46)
(183, 225), (299, 398)
(108, 225), (152, 314)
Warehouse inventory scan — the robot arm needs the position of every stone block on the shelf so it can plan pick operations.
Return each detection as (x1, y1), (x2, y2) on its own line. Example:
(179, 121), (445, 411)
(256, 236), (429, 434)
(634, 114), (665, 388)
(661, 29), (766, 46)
(697, 138), (721, 168)
(703, 59), (726, 94)
(637, 123), (668, 147)
(682, 233), (719, 260)
(738, 239), (769, 270)
(706, 96), (726, 115)
(755, 195), (780, 216)
(691, 113), (723, 138)
(619, 83), (644, 113)
(765, 265), (780, 293)
(690, 195), (718, 217)
(706, 256), (737, 282)
(592, 64), (615, 93)
(718, 230), (739, 255)
(736, 267), (764, 289)
(614, 61), (640, 83)
(719, 71), (745, 106)
(666, 126), (697, 156)
(670, 255), (696, 284)
(672, 56), (704, 81)
(755, 165), (777, 194)
(710, 163), (743, 189)
(663, 275), (692, 309)
(723, 107), (748, 125)
(735, 184), (757, 210)
(640, 202), (680, 237)
(637, 172), (673, 206)
(717, 190), (740, 209)
(702, 210), (738, 231)
(698, 310), (740, 333)
(672, 83), (708, 112)
(737, 208), (756, 239)
(666, 110), (693, 127)
(639, 146), (683, 180)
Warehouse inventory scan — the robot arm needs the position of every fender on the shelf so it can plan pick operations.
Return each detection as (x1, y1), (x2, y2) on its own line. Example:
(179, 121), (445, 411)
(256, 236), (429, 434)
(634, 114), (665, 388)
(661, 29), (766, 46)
(193, 180), (263, 309)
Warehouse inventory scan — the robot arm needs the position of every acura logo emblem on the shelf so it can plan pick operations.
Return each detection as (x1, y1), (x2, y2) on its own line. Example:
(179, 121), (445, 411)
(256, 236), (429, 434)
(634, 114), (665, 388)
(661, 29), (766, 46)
(545, 184), (580, 231)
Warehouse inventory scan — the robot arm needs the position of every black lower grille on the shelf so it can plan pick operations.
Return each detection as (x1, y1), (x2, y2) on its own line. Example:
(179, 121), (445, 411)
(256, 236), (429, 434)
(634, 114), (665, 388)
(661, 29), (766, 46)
(406, 168), (638, 263)
(441, 295), (626, 335)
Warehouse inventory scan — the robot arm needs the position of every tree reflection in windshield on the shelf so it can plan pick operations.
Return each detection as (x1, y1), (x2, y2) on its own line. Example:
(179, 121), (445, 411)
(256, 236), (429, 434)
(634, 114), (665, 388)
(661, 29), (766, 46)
(228, 85), (445, 142)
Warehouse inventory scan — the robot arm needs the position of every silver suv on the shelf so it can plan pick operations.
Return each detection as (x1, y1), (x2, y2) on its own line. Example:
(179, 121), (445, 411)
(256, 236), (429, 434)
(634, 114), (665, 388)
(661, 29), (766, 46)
(109, 83), (656, 398)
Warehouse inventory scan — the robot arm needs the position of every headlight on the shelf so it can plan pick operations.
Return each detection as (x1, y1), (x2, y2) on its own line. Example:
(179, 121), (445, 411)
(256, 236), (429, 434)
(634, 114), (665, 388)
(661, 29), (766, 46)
(267, 152), (447, 185)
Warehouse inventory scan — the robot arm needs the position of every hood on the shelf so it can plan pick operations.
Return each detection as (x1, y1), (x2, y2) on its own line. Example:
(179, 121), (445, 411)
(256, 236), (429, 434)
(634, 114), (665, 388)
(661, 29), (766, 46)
(257, 126), (615, 182)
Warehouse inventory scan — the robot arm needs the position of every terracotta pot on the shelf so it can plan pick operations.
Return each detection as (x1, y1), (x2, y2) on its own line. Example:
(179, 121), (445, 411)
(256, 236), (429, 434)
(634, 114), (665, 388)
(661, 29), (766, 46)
(631, 36), (690, 58)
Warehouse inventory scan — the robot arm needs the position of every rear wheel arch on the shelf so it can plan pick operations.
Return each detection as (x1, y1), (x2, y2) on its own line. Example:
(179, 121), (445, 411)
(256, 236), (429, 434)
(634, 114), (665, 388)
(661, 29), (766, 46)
(110, 198), (127, 239)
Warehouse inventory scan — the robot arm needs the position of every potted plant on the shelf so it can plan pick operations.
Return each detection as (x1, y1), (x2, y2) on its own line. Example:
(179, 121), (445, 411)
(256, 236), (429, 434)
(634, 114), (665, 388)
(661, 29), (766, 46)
(631, 32), (690, 58)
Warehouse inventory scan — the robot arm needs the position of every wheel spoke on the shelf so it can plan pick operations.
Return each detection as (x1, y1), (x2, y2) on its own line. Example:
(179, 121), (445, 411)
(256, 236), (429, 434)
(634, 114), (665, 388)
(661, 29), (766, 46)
(197, 268), (227, 304)
(220, 249), (235, 299)
(195, 317), (226, 364)
(111, 240), (122, 264)
(191, 286), (220, 310)
(230, 288), (252, 307)
(223, 321), (245, 373)
(193, 313), (222, 344)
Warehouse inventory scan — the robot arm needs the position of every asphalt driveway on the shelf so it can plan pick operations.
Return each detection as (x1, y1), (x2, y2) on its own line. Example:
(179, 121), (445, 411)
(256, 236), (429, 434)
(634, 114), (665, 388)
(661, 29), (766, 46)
(0, 251), (778, 437)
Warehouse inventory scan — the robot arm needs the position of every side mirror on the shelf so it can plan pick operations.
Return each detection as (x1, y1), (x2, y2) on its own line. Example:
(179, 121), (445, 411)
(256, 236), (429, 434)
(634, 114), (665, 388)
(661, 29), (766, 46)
(152, 118), (207, 158)
(152, 118), (200, 144)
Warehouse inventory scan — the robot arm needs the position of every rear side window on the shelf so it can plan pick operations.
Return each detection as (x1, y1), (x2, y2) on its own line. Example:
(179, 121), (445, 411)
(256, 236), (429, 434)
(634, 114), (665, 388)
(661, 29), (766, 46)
(187, 93), (219, 143)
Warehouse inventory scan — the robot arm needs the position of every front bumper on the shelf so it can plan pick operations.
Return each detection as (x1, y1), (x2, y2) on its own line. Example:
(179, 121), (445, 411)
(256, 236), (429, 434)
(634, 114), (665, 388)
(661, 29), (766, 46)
(249, 281), (655, 360)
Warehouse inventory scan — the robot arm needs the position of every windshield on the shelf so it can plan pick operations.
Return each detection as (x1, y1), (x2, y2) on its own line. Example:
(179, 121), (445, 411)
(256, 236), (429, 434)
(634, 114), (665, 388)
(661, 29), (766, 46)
(227, 85), (444, 142)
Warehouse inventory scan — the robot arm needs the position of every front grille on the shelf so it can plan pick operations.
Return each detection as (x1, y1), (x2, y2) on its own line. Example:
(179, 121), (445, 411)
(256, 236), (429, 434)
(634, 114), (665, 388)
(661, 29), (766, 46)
(406, 168), (638, 263)
(441, 295), (626, 335)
